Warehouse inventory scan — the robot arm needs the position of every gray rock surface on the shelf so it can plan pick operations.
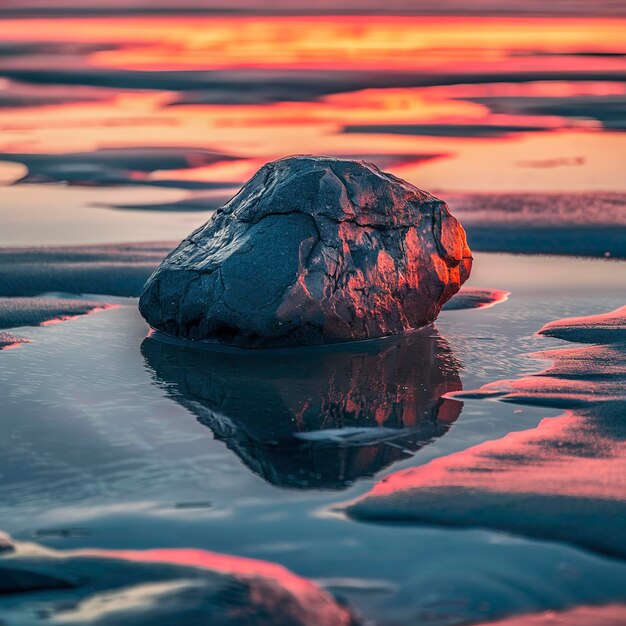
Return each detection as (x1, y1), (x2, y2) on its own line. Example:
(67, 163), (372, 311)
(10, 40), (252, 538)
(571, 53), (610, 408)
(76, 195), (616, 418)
(139, 156), (472, 347)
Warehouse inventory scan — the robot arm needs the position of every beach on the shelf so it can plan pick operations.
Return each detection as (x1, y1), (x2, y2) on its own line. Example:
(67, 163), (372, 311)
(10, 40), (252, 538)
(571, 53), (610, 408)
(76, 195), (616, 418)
(0, 6), (625, 625)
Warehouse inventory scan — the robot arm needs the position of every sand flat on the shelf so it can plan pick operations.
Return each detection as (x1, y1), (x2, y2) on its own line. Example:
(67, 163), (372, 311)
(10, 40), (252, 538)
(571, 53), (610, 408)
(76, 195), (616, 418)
(346, 306), (626, 558)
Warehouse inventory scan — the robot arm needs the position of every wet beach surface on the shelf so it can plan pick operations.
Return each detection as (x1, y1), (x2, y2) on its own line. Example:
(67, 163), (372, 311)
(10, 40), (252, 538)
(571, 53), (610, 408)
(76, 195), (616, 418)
(0, 247), (625, 625)
(1, 8), (626, 623)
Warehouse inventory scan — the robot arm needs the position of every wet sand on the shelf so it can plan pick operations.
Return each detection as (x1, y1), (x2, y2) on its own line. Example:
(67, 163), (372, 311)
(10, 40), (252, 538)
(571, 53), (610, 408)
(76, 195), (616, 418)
(442, 287), (509, 310)
(0, 242), (173, 297)
(3, 191), (625, 257)
(0, 297), (113, 330)
(346, 306), (626, 559)
(475, 604), (626, 626)
(0, 252), (624, 625)
(0, 331), (29, 350)
(0, 8), (625, 623)
(0, 537), (355, 626)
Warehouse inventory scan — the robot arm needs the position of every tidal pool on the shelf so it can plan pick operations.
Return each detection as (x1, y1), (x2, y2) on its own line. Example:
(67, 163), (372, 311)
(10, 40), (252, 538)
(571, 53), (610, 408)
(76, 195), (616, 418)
(0, 253), (624, 625)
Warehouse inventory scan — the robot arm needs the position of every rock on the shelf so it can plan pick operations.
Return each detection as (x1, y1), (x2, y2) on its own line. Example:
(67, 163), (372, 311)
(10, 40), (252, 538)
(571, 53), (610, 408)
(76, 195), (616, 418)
(139, 156), (472, 348)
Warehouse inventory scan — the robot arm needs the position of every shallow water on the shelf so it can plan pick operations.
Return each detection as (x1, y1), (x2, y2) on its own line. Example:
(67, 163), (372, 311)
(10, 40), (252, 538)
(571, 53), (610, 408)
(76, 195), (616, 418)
(0, 253), (625, 625)
(1, 8), (626, 622)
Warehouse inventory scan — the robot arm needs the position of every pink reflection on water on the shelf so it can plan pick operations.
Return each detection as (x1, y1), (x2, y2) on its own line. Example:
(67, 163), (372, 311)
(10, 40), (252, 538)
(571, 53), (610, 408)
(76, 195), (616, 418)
(0, 15), (624, 192)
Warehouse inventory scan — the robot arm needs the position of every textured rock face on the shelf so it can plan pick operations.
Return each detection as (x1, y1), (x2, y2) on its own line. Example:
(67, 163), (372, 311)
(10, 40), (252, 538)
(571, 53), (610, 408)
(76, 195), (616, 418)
(139, 156), (472, 347)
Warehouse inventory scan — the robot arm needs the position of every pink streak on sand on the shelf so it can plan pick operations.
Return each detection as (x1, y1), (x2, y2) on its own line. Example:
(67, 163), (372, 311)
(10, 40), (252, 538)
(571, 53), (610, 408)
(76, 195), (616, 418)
(360, 305), (626, 502)
(39, 303), (120, 326)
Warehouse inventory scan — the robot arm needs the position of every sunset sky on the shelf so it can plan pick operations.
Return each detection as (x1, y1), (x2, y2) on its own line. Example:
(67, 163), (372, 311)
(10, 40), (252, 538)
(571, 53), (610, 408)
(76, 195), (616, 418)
(0, 1), (624, 204)
(1, 7), (625, 623)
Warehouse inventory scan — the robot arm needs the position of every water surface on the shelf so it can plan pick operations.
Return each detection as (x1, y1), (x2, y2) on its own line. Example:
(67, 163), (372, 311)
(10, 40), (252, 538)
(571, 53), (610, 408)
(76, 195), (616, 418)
(1, 253), (624, 625)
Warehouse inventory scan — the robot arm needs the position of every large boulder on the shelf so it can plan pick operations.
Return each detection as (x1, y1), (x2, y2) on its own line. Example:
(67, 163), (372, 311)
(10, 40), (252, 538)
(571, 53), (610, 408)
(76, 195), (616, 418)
(139, 156), (472, 348)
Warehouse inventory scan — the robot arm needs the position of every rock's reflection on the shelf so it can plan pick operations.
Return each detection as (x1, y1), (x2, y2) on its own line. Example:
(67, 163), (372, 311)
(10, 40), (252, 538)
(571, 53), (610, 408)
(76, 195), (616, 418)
(141, 328), (463, 490)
